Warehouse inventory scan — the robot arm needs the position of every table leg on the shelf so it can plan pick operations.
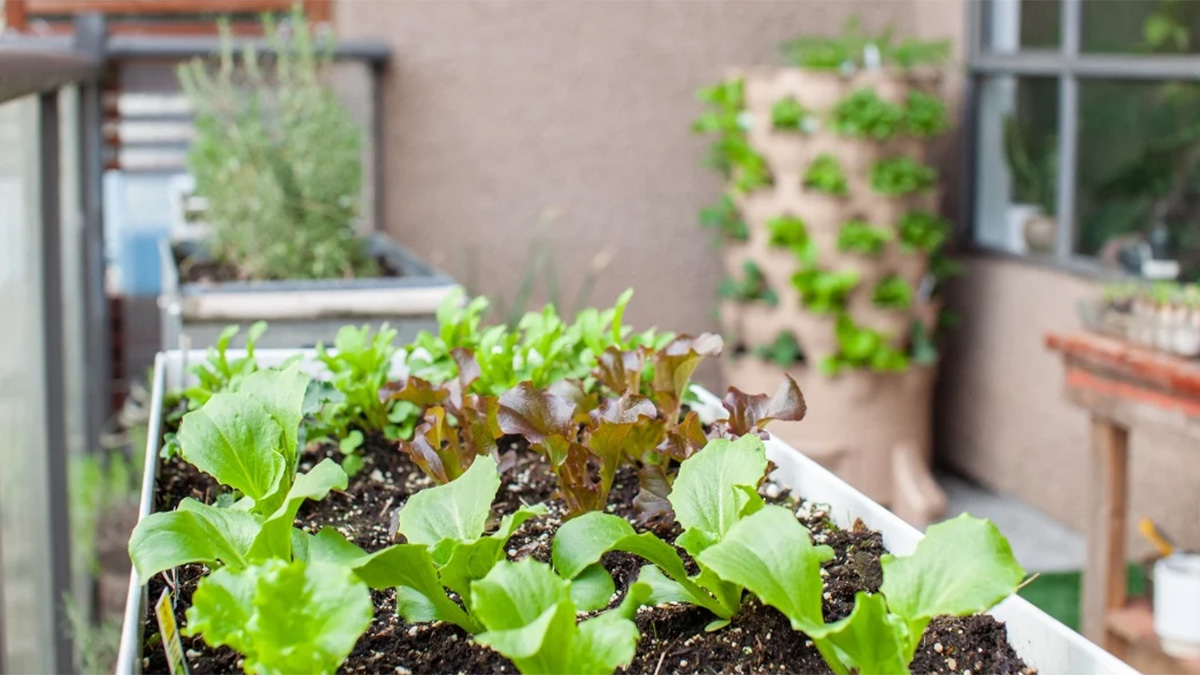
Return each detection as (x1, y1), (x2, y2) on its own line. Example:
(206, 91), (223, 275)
(1082, 415), (1129, 655)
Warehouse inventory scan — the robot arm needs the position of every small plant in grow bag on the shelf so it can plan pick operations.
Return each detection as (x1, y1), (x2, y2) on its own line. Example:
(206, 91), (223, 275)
(754, 331), (805, 367)
(729, 140), (774, 193)
(873, 276), (914, 310)
(553, 435), (772, 630)
(771, 97), (815, 133)
(767, 214), (817, 261)
(129, 365), (351, 580)
(804, 154), (850, 196)
(870, 156), (937, 196)
(700, 194), (750, 243)
(184, 558), (373, 675)
(831, 89), (905, 140)
(822, 315), (908, 376)
(904, 90), (950, 138)
(719, 261), (779, 306)
(838, 220), (893, 255)
(791, 267), (860, 314)
(898, 210), (950, 252)
(698, 512), (1025, 675)
(472, 559), (651, 675)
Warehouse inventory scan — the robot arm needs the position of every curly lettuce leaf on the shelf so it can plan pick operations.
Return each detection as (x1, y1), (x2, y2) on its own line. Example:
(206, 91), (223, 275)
(184, 559), (372, 675)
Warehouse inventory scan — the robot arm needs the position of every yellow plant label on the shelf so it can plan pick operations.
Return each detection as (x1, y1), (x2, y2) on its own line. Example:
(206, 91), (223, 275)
(155, 588), (190, 675)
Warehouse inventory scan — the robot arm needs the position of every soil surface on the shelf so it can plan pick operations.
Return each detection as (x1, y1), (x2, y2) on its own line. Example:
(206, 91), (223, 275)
(177, 252), (401, 285)
(141, 429), (1035, 675)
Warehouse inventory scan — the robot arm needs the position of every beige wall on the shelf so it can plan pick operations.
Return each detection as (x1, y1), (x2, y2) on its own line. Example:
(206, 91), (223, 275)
(337, 0), (962, 336)
(938, 256), (1200, 556)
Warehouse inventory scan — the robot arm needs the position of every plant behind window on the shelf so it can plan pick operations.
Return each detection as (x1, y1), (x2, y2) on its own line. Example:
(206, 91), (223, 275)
(179, 7), (372, 281)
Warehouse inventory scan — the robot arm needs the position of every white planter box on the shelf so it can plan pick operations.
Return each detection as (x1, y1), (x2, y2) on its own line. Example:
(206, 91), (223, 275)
(159, 235), (460, 350)
(117, 350), (1140, 675)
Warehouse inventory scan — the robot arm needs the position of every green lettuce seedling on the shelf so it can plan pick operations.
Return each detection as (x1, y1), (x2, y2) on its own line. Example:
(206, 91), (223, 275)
(698, 511), (1026, 675)
(129, 365), (351, 579)
(182, 321), (269, 409)
(552, 435), (770, 630)
(305, 454), (551, 634)
(185, 558), (372, 675)
(837, 220), (893, 256)
(471, 559), (651, 675)
(831, 89), (905, 140)
(313, 323), (410, 474)
(870, 156), (937, 196)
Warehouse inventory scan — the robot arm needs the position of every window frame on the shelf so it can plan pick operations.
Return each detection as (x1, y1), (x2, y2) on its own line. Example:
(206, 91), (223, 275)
(964, 0), (1200, 271)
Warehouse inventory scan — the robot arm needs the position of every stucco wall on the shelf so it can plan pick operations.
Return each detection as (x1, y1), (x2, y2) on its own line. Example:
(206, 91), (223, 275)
(938, 256), (1200, 557)
(336, 0), (962, 336)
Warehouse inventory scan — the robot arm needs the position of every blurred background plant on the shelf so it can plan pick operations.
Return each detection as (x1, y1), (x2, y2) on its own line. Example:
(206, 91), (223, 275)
(179, 7), (373, 280)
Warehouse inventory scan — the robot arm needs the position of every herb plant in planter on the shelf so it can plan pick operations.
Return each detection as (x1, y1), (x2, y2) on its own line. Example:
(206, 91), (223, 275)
(163, 8), (456, 351)
(694, 19), (956, 525)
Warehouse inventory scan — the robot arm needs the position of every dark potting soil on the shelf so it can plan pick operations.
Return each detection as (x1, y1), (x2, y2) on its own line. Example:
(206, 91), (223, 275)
(141, 432), (1034, 675)
(177, 253), (402, 285)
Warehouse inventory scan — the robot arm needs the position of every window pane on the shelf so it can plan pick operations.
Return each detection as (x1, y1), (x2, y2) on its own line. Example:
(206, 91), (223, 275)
(1083, 0), (1200, 54)
(974, 77), (1060, 255)
(984, 0), (1060, 52)
(1075, 80), (1200, 279)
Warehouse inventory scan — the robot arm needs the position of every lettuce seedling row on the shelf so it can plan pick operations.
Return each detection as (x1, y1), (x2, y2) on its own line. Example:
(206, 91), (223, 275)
(119, 348), (1137, 675)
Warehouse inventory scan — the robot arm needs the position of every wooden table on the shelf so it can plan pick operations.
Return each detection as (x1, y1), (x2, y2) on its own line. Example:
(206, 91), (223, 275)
(1046, 331), (1200, 671)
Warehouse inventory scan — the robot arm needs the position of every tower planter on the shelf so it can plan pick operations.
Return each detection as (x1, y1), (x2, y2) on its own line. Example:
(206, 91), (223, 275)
(698, 53), (953, 525)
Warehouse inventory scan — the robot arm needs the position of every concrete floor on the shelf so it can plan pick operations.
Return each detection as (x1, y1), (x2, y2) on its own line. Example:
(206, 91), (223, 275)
(933, 471), (1087, 573)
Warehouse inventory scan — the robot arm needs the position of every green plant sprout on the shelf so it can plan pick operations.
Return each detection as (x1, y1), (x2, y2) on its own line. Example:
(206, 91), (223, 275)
(472, 559), (651, 675)
(838, 220), (893, 255)
(791, 267), (860, 314)
(873, 276), (914, 310)
(822, 315), (908, 376)
(898, 210), (950, 252)
(779, 17), (951, 72)
(904, 90), (950, 137)
(804, 154), (850, 196)
(697, 512), (1024, 675)
(754, 331), (805, 367)
(700, 194), (750, 243)
(870, 157), (937, 196)
(831, 89), (905, 140)
(766, 214), (818, 262)
(552, 436), (774, 630)
(772, 96), (815, 132)
(719, 261), (779, 306)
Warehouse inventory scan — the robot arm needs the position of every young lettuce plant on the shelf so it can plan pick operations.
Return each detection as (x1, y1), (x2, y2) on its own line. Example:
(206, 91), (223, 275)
(313, 324), (411, 474)
(870, 156), (937, 196)
(305, 454), (557, 635)
(838, 220), (893, 256)
(390, 350), (502, 483)
(129, 365), (352, 581)
(551, 435), (772, 630)
(182, 320), (268, 408)
(804, 154), (849, 196)
(471, 559), (651, 675)
(184, 558), (373, 675)
(831, 89), (905, 140)
(697, 511), (1025, 675)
